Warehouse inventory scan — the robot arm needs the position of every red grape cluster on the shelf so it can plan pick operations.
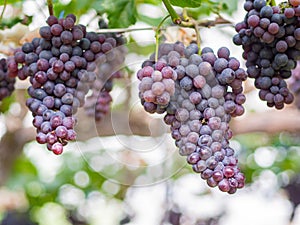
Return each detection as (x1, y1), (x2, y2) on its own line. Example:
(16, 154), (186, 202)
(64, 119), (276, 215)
(7, 14), (125, 154)
(0, 58), (15, 101)
(233, 0), (300, 109)
(137, 42), (246, 193)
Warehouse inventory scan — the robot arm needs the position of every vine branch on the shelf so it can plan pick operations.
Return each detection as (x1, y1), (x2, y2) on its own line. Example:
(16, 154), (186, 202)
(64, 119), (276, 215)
(94, 16), (232, 35)
(96, 26), (163, 34)
(47, 0), (54, 16)
(0, 0), (7, 24)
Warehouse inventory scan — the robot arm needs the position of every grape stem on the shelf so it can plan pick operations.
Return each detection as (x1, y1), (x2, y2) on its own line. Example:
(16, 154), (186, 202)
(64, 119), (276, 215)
(155, 15), (171, 62)
(47, 0), (54, 16)
(193, 19), (201, 54)
(162, 0), (181, 24)
(0, 0), (7, 24)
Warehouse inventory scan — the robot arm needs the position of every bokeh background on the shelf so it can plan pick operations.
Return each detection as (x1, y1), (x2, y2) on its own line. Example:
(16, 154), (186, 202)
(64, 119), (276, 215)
(1, 0), (300, 224)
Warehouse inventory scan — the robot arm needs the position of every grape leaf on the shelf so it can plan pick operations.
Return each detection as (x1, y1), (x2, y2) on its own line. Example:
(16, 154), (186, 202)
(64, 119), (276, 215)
(0, 95), (14, 113)
(136, 0), (161, 4)
(53, 0), (99, 18)
(170, 0), (201, 8)
(186, 0), (239, 18)
(221, 0), (238, 15)
(101, 0), (137, 28)
(0, 0), (23, 5)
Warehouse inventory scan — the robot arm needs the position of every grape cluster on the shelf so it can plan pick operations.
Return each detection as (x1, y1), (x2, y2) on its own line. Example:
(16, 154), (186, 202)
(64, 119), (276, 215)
(233, 0), (300, 109)
(8, 14), (106, 154)
(137, 64), (177, 111)
(137, 42), (246, 193)
(290, 61), (300, 108)
(0, 58), (15, 101)
(84, 24), (127, 121)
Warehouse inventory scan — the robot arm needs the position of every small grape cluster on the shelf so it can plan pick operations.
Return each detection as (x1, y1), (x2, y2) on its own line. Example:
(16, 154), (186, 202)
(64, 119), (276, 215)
(137, 42), (246, 194)
(84, 22), (127, 121)
(290, 61), (300, 108)
(8, 14), (122, 154)
(233, 0), (300, 109)
(0, 58), (15, 101)
(137, 65), (177, 111)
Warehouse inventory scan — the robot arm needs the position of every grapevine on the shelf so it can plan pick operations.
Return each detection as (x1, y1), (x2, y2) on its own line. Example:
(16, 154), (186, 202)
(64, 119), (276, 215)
(0, 0), (300, 197)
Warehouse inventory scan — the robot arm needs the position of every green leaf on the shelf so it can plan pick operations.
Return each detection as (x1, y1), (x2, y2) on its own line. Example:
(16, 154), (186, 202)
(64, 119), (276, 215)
(0, 0), (23, 5)
(0, 94), (15, 113)
(220, 0), (238, 15)
(136, 0), (161, 4)
(186, 3), (212, 18)
(170, 0), (201, 8)
(53, 0), (102, 19)
(186, 0), (239, 18)
(101, 0), (137, 28)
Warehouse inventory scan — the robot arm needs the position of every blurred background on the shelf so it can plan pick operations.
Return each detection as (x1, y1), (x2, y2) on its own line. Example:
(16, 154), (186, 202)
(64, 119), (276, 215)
(1, 0), (300, 224)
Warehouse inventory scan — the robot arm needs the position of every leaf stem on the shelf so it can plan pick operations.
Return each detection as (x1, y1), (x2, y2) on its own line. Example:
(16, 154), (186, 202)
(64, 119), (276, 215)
(162, 0), (181, 24)
(47, 0), (54, 16)
(0, 0), (7, 24)
(155, 15), (170, 62)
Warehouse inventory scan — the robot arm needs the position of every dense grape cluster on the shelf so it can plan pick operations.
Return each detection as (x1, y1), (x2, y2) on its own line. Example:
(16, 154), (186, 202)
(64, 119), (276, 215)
(137, 42), (246, 193)
(233, 0), (300, 109)
(137, 64), (177, 110)
(290, 61), (300, 108)
(84, 23), (127, 121)
(7, 14), (109, 154)
(0, 58), (15, 101)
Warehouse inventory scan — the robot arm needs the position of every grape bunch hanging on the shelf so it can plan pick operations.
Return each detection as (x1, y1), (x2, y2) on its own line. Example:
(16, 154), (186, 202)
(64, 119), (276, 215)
(137, 42), (246, 193)
(233, 0), (300, 109)
(6, 14), (126, 154)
